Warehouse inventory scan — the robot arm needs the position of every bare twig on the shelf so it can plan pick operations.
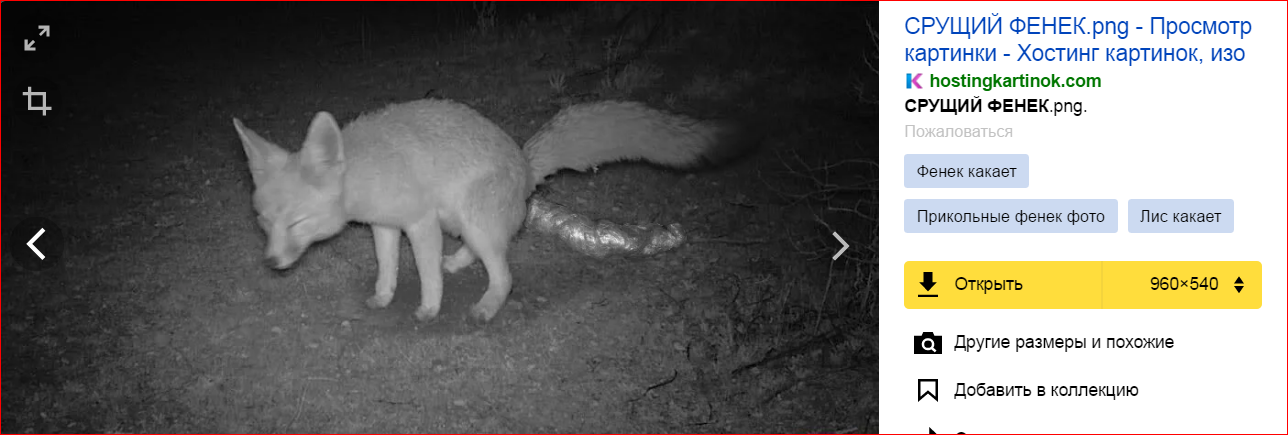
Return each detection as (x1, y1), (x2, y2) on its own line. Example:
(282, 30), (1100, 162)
(628, 370), (680, 403)
(287, 388), (307, 431)
(863, 18), (879, 75)
(732, 328), (849, 376)
(645, 369), (679, 393)
(688, 237), (767, 246)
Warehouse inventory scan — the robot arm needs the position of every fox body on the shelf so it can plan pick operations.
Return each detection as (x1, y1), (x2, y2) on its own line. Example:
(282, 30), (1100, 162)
(235, 99), (741, 322)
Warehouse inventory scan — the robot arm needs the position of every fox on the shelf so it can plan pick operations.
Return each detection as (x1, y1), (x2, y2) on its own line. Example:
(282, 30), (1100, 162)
(234, 99), (749, 322)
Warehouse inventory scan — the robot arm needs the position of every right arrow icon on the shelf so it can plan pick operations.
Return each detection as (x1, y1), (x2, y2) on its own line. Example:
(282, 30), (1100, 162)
(1234, 277), (1244, 293)
(831, 232), (849, 260)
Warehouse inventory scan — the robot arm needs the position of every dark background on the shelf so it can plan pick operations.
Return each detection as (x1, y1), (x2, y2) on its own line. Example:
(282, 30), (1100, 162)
(4, 2), (879, 432)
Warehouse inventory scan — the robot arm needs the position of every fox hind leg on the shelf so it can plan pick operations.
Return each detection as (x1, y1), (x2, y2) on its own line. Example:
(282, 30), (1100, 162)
(366, 225), (401, 309)
(406, 218), (446, 321)
(461, 224), (513, 323)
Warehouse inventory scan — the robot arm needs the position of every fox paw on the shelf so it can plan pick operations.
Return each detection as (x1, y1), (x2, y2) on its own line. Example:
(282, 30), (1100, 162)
(365, 293), (393, 309)
(414, 305), (440, 322)
(442, 252), (475, 273)
(468, 301), (501, 323)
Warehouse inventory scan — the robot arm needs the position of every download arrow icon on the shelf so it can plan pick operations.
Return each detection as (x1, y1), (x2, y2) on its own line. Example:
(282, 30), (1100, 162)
(921, 272), (936, 291)
(27, 228), (47, 260)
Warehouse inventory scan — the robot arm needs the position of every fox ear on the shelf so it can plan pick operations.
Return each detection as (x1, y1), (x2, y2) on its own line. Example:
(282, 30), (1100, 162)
(301, 111), (345, 173)
(300, 111), (342, 167)
(233, 118), (289, 187)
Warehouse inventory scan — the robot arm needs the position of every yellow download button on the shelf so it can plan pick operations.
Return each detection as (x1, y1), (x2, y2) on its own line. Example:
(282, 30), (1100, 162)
(904, 261), (1261, 309)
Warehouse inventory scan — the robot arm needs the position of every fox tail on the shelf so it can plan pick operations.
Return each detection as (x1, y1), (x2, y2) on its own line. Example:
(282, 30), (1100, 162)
(523, 101), (757, 185)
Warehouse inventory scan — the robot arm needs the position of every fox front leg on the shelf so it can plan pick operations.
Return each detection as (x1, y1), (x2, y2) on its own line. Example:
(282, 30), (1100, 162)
(366, 225), (401, 309)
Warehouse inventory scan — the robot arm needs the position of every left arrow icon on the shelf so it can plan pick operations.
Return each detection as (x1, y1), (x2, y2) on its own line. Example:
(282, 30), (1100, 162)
(27, 228), (47, 260)
(11, 218), (64, 270)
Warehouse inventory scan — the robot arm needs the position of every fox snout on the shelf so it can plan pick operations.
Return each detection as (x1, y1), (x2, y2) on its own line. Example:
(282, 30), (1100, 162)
(264, 253), (295, 270)
(263, 246), (305, 270)
(262, 231), (306, 270)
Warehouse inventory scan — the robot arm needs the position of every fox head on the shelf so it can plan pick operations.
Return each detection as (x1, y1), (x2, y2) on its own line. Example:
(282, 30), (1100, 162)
(233, 112), (349, 270)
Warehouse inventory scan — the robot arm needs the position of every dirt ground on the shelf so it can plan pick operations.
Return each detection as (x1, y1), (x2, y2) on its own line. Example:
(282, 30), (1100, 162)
(3, 3), (879, 433)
